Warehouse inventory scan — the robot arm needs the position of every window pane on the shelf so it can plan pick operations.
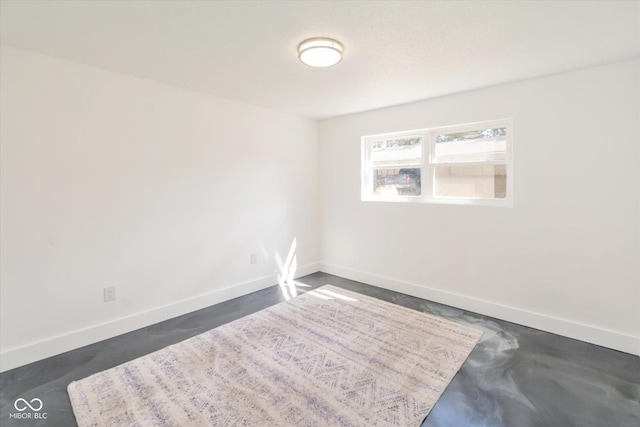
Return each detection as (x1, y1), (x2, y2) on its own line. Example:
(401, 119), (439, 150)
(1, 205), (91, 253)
(373, 168), (421, 196)
(371, 137), (421, 166)
(434, 164), (506, 199)
(434, 127), (506, 163)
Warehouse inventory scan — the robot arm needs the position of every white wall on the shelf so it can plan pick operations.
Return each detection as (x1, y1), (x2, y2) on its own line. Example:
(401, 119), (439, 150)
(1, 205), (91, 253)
(0, 46), (319, 371)
(319, 60), (640, 355)
(2, 47), (637, 372)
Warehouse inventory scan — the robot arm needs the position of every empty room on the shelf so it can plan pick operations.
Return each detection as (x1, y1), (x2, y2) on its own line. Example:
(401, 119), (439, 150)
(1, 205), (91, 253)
(1, 1), (638, 426)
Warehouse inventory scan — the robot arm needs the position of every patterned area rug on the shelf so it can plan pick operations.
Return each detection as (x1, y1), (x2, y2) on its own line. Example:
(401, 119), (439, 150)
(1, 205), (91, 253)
(68, 285), (482, 426)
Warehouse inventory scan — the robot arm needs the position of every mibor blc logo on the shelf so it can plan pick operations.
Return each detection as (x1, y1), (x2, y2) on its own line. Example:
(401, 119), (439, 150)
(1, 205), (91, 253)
(9, 397), (47, 420)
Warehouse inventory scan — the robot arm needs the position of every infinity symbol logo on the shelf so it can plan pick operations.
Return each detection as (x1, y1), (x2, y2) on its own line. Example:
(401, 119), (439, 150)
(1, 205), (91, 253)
(14, 398), (43, 412)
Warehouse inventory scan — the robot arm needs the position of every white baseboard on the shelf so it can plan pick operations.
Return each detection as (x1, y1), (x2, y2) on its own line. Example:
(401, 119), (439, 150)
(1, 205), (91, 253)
(0, 262), (321, 372)
(3, 261), (636, 372)
(320, 262), (640, 356)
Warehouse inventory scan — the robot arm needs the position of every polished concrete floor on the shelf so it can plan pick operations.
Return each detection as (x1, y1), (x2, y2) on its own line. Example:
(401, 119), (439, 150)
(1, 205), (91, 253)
(1, 272), (639, 426)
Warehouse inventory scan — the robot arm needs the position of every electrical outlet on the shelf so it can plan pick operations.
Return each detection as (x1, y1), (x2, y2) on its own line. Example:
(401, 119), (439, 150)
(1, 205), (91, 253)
(104, 286), (116, 302)
(250, 253), (257, 265)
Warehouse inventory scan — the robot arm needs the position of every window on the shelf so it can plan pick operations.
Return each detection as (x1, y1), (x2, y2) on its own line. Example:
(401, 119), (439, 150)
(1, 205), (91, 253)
(362, 119), (512, 206)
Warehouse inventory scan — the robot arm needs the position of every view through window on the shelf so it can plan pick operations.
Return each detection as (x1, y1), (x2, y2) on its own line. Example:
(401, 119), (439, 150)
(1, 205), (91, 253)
(362, 120), (512, 206)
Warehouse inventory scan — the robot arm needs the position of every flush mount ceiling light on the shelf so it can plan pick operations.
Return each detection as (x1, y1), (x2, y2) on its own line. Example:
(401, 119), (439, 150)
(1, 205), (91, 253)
(298, 37), (344, 67)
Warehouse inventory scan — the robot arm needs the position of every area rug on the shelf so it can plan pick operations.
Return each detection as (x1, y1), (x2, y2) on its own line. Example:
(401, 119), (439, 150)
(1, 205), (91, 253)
(68, 285), (482, 426)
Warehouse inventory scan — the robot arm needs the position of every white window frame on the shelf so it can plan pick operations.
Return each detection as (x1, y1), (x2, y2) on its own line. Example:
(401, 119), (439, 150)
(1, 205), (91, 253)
(361, 119), (513, 207)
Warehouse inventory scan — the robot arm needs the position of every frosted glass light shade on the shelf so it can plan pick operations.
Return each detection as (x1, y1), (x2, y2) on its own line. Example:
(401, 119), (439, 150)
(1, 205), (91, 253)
(298, 38), (343, 67)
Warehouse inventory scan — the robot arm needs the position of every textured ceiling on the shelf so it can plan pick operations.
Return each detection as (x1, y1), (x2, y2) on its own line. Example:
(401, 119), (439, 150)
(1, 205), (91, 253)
(1, 1), (638, 119)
